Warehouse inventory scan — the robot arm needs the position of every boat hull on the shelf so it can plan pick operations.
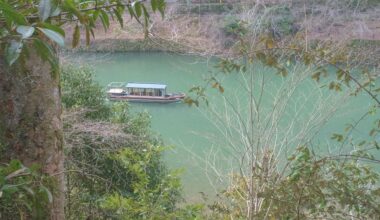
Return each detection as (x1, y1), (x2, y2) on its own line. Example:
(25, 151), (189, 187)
(107, 94), (185, 103)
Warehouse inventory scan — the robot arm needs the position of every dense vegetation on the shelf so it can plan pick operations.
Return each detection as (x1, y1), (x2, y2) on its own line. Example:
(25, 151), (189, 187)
(0, 65), (201, 219)
(62, 66), (197, 219)
(1, 0), (380, 219)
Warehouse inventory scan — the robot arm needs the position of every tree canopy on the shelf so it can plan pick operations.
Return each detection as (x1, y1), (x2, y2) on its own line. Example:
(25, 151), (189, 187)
(0, 0), (165, 67)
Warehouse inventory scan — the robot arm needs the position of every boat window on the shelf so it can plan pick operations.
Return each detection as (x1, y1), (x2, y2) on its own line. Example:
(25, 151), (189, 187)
(146, 88), (154, 96)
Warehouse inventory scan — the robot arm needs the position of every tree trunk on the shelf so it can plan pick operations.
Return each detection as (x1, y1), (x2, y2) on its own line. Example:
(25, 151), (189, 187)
(0, 51), (64, 219)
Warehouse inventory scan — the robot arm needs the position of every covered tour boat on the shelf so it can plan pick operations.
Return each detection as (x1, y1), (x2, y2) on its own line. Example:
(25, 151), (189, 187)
(106, 82), (186, 103)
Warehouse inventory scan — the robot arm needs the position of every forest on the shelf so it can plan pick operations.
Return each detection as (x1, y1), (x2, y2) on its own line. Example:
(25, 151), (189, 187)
(0, 0), (380, 219)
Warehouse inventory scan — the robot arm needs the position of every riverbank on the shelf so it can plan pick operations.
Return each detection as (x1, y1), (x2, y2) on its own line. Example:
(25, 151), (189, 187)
(64, 1), (380, 65)
(70, 38), (191, 53)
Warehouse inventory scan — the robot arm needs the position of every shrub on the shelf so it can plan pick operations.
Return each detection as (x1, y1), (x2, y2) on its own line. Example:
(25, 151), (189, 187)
(0, 160), (53, 219)
(62, 65), (195, 219)
(222, 16), (248, 38)
(61, 65), (111, 119)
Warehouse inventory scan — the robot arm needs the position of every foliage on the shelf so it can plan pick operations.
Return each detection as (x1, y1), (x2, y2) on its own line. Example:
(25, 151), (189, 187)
(314, 0), (380, 10)
(0, 0), (166, 68)
(99, 147), (183, 219)
(0, 160), (54, 220)
(264, 6), (297, 37)
(176, 1), (234, 15)
(208, 147), (380, 219)
(222, 16), (247, 38)
(184, 4), (380, 218)
(62, 65), (201, 219)
(61, 65), (111, 119)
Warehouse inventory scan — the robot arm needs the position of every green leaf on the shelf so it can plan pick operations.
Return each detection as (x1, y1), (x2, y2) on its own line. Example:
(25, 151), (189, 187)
(337, 69), (345, 80)
(99, 10), (110, 31)
(33, 38), (58, 72)
(374, 141), (380, 150)
(92, 9), (100, 21)
(85, 26), (91, 46)
(134, 2), (142, 18)
(312, 71), (321, 82)
(5, 40), (23, 65)
(114, 8), (124, 28)
(142, 4), (150, 37)
(40, 185), (53, 203)
(157, 0), (166, 18)
(127, 5), (135, 19)
(331, 133), (344, 142)
(218, 85), (224, 93)
(16, 26), (35, 39)
(72, 24), (80, 48)
(0, 1), (26, 25)
(329, 82), (335, 90)
(37, 27), (65, 47)
(62, 0), (85, 23)
(22, 186), (35, 196)
(0, 184), (17, 191)
(39, 0), (52, 21)
(151, 0), (158, 12)
(0, 28), (9, 38)
(50, 6), (61, 17)
(39, 23), (65, 37)
(33, 38), (52, 61)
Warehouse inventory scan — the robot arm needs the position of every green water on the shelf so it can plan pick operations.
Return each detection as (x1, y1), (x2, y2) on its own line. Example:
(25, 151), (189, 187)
(72, 52), (376, 201)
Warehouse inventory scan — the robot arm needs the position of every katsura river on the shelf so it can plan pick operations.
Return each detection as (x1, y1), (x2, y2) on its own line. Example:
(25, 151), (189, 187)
(71, 52), (376, 202)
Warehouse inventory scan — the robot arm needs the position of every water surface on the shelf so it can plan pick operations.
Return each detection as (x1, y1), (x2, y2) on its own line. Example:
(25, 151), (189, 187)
(71, 52), (376, 201)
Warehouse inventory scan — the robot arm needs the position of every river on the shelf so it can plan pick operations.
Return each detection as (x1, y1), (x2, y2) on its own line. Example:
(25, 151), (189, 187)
(71, 52), (376, 202)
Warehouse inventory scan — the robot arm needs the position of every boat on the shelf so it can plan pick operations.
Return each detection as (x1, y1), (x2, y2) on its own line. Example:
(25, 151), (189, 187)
(106, 82), (186, 103)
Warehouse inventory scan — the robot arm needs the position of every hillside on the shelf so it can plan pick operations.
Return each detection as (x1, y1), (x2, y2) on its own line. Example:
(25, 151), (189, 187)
(66, 0), (380, 60)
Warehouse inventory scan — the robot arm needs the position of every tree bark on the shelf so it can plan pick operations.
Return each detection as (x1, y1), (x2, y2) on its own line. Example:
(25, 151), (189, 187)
(0, 51), (64, 219)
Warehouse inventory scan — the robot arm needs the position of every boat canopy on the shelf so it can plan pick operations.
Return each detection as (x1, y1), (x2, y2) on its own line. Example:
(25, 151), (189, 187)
(107, 82), (125, 88)
(126, 83), (167, 90)
(108, 88), (125, 93)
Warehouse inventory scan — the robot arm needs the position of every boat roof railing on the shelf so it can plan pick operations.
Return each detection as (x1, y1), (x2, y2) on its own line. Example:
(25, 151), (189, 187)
(107, 82), (167, 90)
(126, 83), (167, 90)
(107, 82), (125, 88)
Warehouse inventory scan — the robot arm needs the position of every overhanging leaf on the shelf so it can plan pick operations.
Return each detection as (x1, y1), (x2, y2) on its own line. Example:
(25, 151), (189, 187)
(39, 0), (52, 21)
(50, 6), (61, 17)
(157, 0), (166, 19)
(72, 24), (80, 48)
(16, 26), (35, 39)
(39, 185), (53, 203)
(114, 8), (124, 28)
(5, 40), (23, 65)
(37, 27), (65, 47)
(133, 1), (142, 18)
(151, 0), (157, 12)
(0, 1), (27, 25)
(127, 5), (135, 19)
(33, 38), (59, 74)
(99, 10), (110, 31)
(62, 0), (85, 23)
(39, 22), (65, 37)
(85, 26), (91, 46)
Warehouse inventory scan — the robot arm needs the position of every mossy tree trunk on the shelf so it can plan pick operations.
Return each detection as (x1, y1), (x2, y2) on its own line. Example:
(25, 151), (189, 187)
(0, 51), (64, 219)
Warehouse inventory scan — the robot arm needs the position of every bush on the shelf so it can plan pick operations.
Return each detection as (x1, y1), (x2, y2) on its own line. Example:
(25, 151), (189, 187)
(62, 65), (196, 219)
(0, 160), (53, 219)
(222, 16), (248, 38)
(263, 6), (297, 37)
(61, 65), (111, 119)
(208, 147), (380, 219)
